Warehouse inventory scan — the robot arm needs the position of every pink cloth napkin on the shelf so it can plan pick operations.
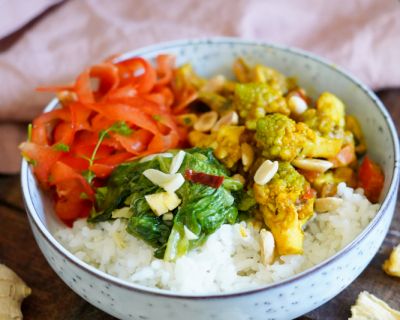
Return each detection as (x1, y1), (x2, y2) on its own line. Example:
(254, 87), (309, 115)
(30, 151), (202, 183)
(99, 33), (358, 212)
(1, 0), (399, 173)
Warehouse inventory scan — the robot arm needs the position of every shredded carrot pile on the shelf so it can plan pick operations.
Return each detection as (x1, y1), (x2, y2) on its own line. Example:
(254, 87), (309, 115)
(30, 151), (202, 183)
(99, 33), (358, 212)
(20, 54), (190, 224)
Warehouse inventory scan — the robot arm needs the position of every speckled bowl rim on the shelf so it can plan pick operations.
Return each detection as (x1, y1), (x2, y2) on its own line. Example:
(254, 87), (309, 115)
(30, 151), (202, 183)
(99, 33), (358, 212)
(21, 37), (400, 300)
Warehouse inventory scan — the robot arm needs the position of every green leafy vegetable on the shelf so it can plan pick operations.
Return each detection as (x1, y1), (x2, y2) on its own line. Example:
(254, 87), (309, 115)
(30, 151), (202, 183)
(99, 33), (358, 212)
(89, 148), (241, 260)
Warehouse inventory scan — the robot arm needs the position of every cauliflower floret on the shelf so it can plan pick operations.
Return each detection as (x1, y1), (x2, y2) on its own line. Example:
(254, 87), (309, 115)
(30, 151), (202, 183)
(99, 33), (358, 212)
(173, 63), (206, 93)
(255, 113), (343, 162)
(383, 244), (400, 277)
(349, 291), (400, 320)
(232, 58), (289, 93)
(302, 92), (345, 137)
(188, 125), (245, 168)
(252, 64), (289, 93)
(346, 114), (367, 154)
(233, 83), (290, 129)
(253, 162), (315, 255)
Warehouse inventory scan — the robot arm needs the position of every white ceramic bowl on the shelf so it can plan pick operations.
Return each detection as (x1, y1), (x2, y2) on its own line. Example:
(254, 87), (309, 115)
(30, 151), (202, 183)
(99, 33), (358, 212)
(21, 38), (400, 320)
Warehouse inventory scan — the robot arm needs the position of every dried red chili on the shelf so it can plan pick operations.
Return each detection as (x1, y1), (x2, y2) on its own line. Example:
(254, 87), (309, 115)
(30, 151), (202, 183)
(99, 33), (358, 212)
(184, 169), (224, 188)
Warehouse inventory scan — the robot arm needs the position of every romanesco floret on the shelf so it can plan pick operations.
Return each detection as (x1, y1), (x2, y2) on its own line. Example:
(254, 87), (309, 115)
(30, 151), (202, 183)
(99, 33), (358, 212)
(255, 113), (343, 161)
(233, 83), (289, 129)
(253, 162), (315, 255)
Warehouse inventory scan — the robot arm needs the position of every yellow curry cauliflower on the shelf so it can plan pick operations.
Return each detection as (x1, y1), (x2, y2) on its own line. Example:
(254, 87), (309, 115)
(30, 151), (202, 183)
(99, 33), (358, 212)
(301, 92), (345, 137)
(255, 113), (342, 162)
(253, 162), (315, 255)
(233, 58), (290, 93)
(188, 125), (245, 168)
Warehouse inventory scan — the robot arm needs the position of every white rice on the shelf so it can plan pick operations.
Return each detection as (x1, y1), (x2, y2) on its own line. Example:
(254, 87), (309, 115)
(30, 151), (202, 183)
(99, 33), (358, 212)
(55, 183), (379, 293)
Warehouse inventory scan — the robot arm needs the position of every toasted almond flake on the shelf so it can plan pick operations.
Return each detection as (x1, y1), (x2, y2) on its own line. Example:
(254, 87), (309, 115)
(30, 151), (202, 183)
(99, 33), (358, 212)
(184, 226), (198, 240)
(193, 111), (218, 132)
(143, 169), (184, 193)
(292, 158), (333, 173)
(143, 169), (171, 185)
(200, 74), (226, 93)
(162, 213), (174, 221)
(212, 111), (239, 131)
(288, 95), (308, 115)
(139, 153), (173, 163)
(162, 174), (185, 193)
(169, 150), (186, 174)
(241, 143), (254, 171)
(314, 197), (343, 213)
(259, 229), (275, 266)
(254, 160), (279, 185)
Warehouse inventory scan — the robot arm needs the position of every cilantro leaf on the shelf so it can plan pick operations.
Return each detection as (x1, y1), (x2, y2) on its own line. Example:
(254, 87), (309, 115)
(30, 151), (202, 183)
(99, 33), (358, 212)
(109, 121), (133, 136)
(53, 143), (70, 152)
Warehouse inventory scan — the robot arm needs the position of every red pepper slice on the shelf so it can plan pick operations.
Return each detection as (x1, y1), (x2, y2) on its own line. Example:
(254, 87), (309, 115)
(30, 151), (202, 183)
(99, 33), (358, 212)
(184, 169), (224, 188)
(358, 156), (384, 203)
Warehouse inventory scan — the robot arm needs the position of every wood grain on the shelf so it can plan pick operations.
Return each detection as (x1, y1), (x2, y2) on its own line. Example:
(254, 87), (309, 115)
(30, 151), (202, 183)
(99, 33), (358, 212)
(0, 89), (399, 320)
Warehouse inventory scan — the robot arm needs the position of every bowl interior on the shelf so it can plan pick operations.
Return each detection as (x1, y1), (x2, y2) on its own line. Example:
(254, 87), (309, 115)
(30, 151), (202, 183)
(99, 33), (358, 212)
(23, 38), (399, 294)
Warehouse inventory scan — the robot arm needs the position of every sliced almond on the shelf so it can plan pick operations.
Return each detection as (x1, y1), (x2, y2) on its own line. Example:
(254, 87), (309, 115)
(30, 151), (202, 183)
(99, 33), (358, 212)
(254, 160), (279, 185)
(200, 74), (226, 93)
(169, 150), (186, 174)
(241, 143), (254, 171)
(193, 111), (218, 132)
(259, 229), (275, 266)
(162, 174), (185, 193)
(139, 153), (173, 163)
(288, 95), (308, 115)
(314, 197), (343, 213)
(184, 226), (198, 240)
(212, 111), (239, 132)
(143, 169), (184, 193)
(292, 158), (333, 173)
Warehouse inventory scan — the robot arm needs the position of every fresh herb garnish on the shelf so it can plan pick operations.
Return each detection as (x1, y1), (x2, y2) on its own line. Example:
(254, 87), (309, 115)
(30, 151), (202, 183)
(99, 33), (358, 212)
(83, 121), (133, 184)
(27, 123), (33, 142)
(53, 143), (70, 152)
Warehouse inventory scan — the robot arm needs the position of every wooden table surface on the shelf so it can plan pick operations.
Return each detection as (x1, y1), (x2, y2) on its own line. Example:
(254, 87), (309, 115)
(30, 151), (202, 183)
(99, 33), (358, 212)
(0, 89), (399, 320)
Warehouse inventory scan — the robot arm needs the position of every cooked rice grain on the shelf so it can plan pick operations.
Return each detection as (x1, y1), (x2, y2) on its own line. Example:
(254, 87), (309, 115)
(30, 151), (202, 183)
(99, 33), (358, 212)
(55, 183), (379, 293)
